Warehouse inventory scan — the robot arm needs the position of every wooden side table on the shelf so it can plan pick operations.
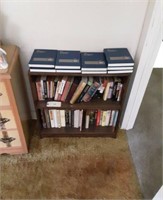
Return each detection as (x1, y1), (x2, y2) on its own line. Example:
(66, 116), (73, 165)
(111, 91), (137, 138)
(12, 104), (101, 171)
(0, 45), (30, 154)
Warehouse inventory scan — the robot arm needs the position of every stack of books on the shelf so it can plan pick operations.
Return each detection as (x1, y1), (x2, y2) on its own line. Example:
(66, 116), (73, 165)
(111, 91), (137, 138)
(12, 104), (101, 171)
(104, 48), (134, 74)
(28, 49), (57, 72)
(81, 52), (107, 74)
(55, 50), (81, 73)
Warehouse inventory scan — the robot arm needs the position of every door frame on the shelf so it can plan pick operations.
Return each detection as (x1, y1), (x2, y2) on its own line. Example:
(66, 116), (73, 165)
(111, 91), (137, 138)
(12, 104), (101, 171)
(121, 0), (162, 130)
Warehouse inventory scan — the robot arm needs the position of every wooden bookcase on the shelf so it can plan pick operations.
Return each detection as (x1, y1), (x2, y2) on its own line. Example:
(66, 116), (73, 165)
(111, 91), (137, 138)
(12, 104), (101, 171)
(29, 72), (130, 138)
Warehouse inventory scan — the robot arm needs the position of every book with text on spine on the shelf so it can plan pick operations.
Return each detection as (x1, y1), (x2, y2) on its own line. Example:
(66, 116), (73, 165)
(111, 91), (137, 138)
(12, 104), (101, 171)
(81, 52), (107, 71)
(82, 78), (101, 102)
(70, 77), (88, 104)
(104, 48), (134, 67)
(28, 49), (57, 68)
(55, 50), (81, 69)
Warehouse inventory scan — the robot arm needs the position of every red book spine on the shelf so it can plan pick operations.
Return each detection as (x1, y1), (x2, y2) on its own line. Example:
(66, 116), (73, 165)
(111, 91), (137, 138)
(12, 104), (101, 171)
(66, 83), (78, 102)
(96, 110), (101, 126)
(61, 81), (71, 102)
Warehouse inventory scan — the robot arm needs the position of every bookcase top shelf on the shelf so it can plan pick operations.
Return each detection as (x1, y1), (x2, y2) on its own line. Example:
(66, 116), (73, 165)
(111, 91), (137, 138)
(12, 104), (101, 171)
(35, 98), (122, 110)
(28, 71), (131, 77)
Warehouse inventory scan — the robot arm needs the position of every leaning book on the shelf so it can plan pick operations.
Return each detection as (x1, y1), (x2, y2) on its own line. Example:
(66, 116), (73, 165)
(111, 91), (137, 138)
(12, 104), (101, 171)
(28, 49), (57, 68)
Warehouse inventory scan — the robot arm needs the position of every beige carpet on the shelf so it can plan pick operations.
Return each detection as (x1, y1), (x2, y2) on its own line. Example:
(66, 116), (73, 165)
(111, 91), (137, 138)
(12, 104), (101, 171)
(0, 130), (143, 199)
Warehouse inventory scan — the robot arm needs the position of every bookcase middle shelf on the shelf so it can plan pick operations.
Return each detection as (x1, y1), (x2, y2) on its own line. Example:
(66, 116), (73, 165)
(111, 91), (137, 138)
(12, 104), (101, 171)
(35, 98), (122, 110)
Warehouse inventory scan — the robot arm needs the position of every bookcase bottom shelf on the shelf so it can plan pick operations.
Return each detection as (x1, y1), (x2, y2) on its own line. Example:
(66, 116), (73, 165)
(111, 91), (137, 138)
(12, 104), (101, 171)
(39, 126), (117, 138)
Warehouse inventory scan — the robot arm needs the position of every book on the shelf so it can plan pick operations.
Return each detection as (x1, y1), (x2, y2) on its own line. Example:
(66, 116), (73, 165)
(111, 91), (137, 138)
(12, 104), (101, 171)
(29, 68), (56, 72)
(104, 48), (134, 67)
(65, 77), (82, 102)
(82, 78), (101, 102)
(57, 76), (68, 101)
(35, 77), (43, 100)
(70, 77), (88, 104)
(77, 77), (93, 103)
(49, 110), (55, 128)
(85, 111), (90, 129)
(79, 110), (83, 131)
(56, 69), (81, 73)
(60, 110), (66, 127)
(81, 52), (107, 71)
(54, 77), (62, 100)
(61, 77), (74, 102)
(103, 78), (113, 101)
(107, 70), (133, 74)
(29, 49), (57, 68)
(55, 50), (81, 69)
(44, 109), (51, 128)
(74, 110), (80, 128)
(107, 66), (133, 70)
(113, 110), (119, 127)
(81, 71), (107, 74)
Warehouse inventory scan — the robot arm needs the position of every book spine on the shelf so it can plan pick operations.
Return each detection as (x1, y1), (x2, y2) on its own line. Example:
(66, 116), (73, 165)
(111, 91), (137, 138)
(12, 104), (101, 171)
(60, 110), (66, 127)
(44, 109), (51, 128)
(66, 83), (78, 102)
(77, 84), (90, 103)
(61, 81), (70, 102)
(70, 82), (86, 104)
(82, 81), (100, 102)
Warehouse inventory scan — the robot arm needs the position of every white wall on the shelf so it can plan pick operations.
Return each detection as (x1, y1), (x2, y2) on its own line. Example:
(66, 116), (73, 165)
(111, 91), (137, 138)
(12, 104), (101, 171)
(153, 42), (163, 68)
(0, 0), (148, 118)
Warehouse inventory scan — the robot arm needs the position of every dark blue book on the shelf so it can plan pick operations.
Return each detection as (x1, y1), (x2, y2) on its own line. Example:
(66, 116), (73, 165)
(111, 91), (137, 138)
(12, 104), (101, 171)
(55, 50), (81, 69)
(28, 49), (57, 68)
(81, 52), (107, 71)
(104, 48), (134, 67)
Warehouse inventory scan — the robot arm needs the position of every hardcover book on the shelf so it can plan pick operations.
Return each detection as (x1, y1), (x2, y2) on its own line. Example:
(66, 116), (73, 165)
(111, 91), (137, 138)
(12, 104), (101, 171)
(107, 70), (133, 74)
(70, 77), (88, 104)
(65, 77), (82, 102)
(29, 68), (56, 72)
(82, 78), (101, 102)
(104, 48), (134, 67)
(29, 49), (57, 68)
(56, 69), (81, 73)
(55, 50), (81, 69)
(81, 52), (107, 71)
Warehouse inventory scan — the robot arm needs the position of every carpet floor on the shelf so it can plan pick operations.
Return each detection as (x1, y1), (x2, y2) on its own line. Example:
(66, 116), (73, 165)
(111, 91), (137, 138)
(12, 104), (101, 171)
(0, 130), (142, 199)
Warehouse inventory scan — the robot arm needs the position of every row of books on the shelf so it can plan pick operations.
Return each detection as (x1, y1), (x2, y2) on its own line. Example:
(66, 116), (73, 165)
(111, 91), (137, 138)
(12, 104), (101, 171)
(35, 76), (123, 103)
(40, 109), (119, 130)
(29, 48), (134, 74)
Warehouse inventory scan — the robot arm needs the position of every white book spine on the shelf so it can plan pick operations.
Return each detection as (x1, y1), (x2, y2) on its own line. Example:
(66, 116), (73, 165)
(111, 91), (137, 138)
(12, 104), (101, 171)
(49, 110), (55, 128)
(60, 110), (66, 127)
(109, 110), (115, 126)
(58, 79), (66, 95)
(105, 110), (111, 126)
(53, 110), (58, 128)
(85, 114), (90, 129)
(74, 110), (80, 128)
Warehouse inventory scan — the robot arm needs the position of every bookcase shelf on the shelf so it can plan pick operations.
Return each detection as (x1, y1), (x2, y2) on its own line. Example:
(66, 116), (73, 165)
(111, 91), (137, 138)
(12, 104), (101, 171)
(40, 126), (117, 138)
(29, 72), (130, 138)
(35, 98), (122, 110)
